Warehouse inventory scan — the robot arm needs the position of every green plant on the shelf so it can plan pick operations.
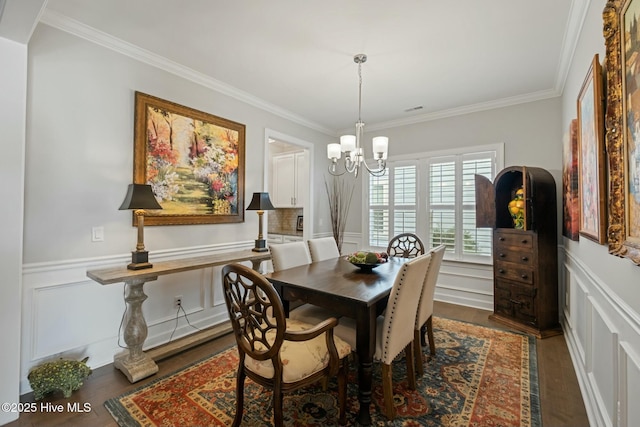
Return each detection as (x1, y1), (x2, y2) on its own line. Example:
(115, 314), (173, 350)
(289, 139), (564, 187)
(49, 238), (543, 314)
(430, 225), (478, 252)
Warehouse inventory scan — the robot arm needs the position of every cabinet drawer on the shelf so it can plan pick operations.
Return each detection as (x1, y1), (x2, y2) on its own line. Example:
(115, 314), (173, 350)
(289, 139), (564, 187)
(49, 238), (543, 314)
(495, 262), (534, 284)
(494, 250), (534, 266)
(495, 232), (533, 249)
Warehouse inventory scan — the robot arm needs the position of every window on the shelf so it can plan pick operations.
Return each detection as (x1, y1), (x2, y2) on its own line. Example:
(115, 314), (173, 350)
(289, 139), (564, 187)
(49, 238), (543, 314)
(365, 144), (502, 262)
(368, 163), (416, 247)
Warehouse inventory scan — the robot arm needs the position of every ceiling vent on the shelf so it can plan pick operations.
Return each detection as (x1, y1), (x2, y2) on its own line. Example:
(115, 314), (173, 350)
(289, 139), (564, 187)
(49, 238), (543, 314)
(404, 106), (423, 113)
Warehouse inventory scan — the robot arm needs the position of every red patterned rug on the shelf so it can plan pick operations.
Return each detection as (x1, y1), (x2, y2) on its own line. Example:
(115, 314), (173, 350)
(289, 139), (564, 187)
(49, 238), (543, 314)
(105, 317), (540, 426)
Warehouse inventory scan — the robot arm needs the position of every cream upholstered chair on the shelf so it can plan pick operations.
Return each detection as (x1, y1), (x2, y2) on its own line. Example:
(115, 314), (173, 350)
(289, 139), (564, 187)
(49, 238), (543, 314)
(414, 244), (445, 375)
(308, 237), (341, 261)
(269, 241), (312, 271)
(222, 263), (351, 427)
(386, 233), (425, 258)
(333, 252), (432, 420)
(269, 241), (338, 324)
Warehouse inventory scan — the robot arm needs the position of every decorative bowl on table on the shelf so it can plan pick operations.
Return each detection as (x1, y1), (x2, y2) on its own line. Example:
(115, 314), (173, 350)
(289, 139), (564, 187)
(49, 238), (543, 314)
(346, 251), (389, 272)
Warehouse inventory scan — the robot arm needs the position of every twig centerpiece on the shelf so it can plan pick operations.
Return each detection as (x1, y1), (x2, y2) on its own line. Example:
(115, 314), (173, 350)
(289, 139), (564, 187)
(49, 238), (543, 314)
(324, 175), (355, 254)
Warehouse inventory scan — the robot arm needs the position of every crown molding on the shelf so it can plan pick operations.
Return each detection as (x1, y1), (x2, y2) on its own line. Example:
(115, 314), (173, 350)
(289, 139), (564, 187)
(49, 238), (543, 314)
(39, 4), (587, 137)
(554, 0), (592, 95)
(38, 9), (335, 137)
(356, 89), (561, 133)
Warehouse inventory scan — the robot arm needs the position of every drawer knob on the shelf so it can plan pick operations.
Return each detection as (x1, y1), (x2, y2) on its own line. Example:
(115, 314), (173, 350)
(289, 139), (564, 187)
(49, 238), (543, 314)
(521, 274), (528, 279)
(521, 239), (528, 244)
(521, 256), (528, 261)
(498, 269), (505, 274)
(499, 237), (505, 241)
(499, 253), (506, 258)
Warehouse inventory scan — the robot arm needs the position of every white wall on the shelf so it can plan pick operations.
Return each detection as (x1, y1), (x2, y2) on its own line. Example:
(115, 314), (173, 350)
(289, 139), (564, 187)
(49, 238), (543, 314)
(559, 1), (640, 426)
(0, 35), (26, 426)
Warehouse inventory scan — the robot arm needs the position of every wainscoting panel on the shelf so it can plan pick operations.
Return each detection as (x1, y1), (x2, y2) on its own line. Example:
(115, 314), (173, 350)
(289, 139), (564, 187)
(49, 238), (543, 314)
(619, 342), (640, 427)
(28, 279), (124, 361)
(569, 265), (590, 367)
(561, 248), (640, 427)
(434, 262), (494, 311)
(20, 242), (260, 394)
(588, 297), (619, 427)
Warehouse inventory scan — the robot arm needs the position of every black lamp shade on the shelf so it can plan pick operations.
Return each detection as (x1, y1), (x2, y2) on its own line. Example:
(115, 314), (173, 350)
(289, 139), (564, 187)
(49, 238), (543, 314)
(246, 192), (275, 211)
(119, 184), (162, 210)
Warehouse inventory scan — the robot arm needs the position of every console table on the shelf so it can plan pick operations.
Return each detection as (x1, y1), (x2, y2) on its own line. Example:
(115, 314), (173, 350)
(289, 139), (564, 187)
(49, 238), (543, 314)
(87, 249), (271, 382)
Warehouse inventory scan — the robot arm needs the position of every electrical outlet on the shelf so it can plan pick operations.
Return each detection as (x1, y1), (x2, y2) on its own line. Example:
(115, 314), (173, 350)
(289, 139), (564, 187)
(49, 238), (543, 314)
(174, 295), (182, 309)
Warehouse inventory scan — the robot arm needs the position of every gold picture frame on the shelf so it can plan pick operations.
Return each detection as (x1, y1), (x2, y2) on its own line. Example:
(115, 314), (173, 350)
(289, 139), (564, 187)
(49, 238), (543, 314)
(603, 0), (640, 264)
(577, 54), (607, 244)
(563, 119), (580, 241)
(133, 92), (245, 226)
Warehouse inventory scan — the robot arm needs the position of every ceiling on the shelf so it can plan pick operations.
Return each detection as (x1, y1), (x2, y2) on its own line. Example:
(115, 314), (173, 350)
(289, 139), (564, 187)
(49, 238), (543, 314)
(39, 0), (586, 136)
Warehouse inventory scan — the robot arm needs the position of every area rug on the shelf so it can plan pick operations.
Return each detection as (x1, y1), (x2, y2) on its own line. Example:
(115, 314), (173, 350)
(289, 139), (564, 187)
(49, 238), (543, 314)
(105, 317), (540, 426)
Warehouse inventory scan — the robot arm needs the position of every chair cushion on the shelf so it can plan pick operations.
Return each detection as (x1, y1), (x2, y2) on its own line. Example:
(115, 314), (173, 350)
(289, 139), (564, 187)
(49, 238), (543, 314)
(333, 316), (387, 360)
(290, 303), (342, 324)
(244, 318), (351, 383)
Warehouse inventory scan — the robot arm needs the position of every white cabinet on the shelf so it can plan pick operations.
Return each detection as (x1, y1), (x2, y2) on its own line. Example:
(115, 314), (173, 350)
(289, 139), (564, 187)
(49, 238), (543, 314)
(268, 234), (303, 244)
(271, 151), (308, 208)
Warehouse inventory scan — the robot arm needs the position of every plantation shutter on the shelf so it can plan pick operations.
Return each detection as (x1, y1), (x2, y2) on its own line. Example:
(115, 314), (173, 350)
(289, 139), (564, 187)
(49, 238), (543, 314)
(369, 173), (389, 247)
(393, 165), (417, 234)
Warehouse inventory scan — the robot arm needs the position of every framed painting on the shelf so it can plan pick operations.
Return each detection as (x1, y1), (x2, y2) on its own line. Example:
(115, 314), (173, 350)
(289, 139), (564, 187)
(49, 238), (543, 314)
(563, 119), (580, 241)
(603, 0), (640, 264)
(133, 92), (245, 225)
(577, 54), (607, 244)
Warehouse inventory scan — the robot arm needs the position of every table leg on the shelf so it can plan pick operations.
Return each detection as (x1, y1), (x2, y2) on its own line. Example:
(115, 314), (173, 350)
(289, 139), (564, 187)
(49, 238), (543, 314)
(113, 278), (159, 383)
(250, 259), (263, 272)
(355, 307), (377, 425)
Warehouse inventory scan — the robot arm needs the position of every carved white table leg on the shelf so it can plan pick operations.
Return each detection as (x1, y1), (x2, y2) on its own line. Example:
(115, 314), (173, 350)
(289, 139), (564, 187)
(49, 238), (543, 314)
(113, 278), (159, 382)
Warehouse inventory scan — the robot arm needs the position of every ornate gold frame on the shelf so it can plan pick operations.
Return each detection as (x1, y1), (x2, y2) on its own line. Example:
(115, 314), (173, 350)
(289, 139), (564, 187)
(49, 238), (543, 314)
(603, 0), (640, 264)
(133, 92), (245, 226)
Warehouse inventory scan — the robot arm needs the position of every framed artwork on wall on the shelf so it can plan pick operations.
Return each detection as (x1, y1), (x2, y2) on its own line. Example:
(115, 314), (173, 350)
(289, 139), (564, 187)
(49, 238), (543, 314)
(577, 54), (607, 244)
(603, 0), (640, 265)
(132, 92), (245, 226)
(563, 119), (580, 241)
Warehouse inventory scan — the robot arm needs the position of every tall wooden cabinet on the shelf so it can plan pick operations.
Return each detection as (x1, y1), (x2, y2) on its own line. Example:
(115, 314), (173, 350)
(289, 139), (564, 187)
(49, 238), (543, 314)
(475, 166), (561, 338)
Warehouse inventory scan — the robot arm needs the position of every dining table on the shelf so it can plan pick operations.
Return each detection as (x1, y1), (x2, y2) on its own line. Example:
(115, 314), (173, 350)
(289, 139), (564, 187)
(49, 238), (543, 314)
(266, 255), (408, 426)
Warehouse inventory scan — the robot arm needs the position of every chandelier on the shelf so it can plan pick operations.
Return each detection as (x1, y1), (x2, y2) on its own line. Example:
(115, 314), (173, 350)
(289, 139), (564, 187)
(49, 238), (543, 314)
(327, 54), (388, 177)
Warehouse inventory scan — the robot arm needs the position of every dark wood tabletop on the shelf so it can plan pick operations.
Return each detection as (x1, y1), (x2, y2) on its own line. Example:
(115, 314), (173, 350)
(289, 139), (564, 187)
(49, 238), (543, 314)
(266, 256), (408, 425)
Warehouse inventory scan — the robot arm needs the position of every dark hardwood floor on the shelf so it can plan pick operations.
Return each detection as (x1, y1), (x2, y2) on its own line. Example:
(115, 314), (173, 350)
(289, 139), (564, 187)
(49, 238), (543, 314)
(7, 302), (589, 426)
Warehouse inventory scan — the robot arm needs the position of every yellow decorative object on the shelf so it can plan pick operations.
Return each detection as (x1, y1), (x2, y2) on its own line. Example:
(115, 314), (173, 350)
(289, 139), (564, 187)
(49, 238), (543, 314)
(509, 187), (525, 229)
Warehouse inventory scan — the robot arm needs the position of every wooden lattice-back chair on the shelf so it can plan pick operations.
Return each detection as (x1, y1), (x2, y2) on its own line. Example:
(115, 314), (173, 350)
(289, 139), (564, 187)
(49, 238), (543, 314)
(414, 244), (446, 375)
(221, 263), (351, 426)
(333, 252), (432, 420)
(386, 233), (426, 258)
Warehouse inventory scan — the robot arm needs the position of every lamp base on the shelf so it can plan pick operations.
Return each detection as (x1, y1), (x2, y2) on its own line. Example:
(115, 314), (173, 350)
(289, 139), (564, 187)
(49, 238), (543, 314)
(252, 239), (269, 252)
(127, 250), (153, 270)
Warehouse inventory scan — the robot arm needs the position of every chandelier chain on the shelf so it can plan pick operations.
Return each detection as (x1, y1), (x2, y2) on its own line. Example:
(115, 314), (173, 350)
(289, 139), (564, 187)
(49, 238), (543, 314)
(358, 60), (363, 124)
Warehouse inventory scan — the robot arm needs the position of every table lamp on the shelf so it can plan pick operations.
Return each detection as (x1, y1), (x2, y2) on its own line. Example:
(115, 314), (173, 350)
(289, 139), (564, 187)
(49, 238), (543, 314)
(119, 183), (163, 270)
(246, 192), (275, 252)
